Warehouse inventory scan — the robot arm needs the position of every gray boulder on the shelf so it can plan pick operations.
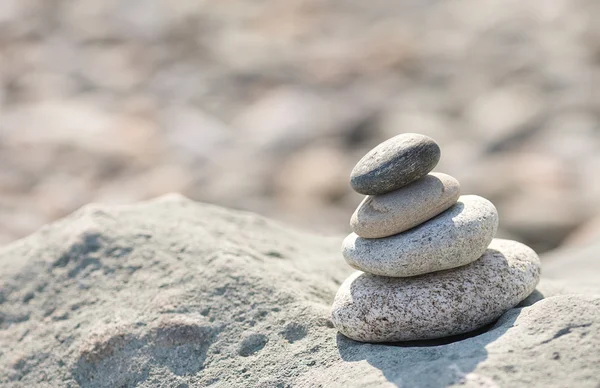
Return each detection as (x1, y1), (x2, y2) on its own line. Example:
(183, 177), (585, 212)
(0, 195), (598, 387)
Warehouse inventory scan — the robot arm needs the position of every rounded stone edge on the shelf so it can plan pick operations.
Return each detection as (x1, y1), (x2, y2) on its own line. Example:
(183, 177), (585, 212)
(332, 239), (541, 343)
(349, 172), (461, 238)
(342, 195), (500, 277)
(349, 133), (441, 195)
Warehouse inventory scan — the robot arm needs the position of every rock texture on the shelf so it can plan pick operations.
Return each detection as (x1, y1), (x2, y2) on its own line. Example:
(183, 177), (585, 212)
(343, 195), (499, 277)
(351, 172), (460, 238)
(332, 239), (541, 342)
(0, 196), (598, 387)
(350, 133), (441, 195)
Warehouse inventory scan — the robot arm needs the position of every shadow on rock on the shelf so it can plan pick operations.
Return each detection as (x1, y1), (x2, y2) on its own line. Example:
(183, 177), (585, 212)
(518, 289), (545, 307)
(336, 305), (525, 387)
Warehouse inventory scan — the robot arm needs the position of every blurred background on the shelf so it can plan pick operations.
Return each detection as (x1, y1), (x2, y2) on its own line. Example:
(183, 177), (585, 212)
(0, 0), (599, 254)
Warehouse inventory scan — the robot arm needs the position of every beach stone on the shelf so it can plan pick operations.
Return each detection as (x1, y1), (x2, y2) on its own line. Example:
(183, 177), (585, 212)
(343, 195), (498, 277)
(350, 172), (460, 238)
(332, 238), (541, 342)
(350, 133), (441, 195)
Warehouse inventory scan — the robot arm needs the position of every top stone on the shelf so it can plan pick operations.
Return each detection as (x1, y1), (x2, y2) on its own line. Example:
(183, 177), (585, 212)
(350, 133), (441, 195)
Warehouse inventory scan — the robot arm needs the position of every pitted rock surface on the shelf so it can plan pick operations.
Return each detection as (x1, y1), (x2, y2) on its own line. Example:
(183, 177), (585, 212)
(0, 196), (598, 387)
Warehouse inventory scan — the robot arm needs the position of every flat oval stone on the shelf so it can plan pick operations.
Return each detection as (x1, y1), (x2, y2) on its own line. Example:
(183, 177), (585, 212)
(350, 133), (441, 195)
(332, 239), (541, 342)
(343, 195), (498, 277)
(351, 172), (460, 238)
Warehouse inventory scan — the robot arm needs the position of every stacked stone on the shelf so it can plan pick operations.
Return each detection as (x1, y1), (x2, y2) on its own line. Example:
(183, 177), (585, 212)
(331, 133), (541, 343)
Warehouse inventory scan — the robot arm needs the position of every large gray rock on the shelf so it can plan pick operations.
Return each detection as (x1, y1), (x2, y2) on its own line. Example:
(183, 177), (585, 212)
(0, 195), (598, 387)
(350, 133), (441, 195)
(332, 239), (541, 342)
(343, 195), (499, 277)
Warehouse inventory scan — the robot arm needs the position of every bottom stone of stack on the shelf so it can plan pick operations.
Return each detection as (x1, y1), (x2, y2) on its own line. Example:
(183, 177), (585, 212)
(331, 239), (541, 343)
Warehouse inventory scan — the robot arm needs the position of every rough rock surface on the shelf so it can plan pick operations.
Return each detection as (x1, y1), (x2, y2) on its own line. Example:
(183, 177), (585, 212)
(351, 172), (460, 238)
(350, 133), (441, 195)
(0, 196), (599, 387)
(332, 239), (541, 342)
(343, 195), (498, 277)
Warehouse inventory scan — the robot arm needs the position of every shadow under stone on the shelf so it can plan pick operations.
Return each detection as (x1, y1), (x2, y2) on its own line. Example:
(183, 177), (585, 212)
(336, 302), (529, 387)
(518, 289), (545, 307)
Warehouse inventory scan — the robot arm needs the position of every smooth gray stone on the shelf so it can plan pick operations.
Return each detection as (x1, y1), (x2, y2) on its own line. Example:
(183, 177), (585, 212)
(351, 172), (460, 238)
(343, 195), (498, 277)
(350, 133), (441, 195)
(332, 238), (541, 342)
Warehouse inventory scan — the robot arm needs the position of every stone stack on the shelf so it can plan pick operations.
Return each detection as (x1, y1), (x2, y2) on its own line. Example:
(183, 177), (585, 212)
(331, 133), (541, 342)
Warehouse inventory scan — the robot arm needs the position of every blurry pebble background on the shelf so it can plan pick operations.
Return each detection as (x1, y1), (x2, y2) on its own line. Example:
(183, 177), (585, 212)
(1, 0), (599, 253)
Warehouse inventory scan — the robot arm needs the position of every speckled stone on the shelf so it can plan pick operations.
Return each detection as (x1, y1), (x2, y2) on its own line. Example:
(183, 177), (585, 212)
(351, 172), (460, 238)
(343, 195), (498, 277)
(332, 238), (541, 342)
(350, 133), (441, 195)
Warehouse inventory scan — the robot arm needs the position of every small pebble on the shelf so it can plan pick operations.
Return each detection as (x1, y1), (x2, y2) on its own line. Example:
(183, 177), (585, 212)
(351, 172), (460, 238)
(350, 133), (441, 195)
